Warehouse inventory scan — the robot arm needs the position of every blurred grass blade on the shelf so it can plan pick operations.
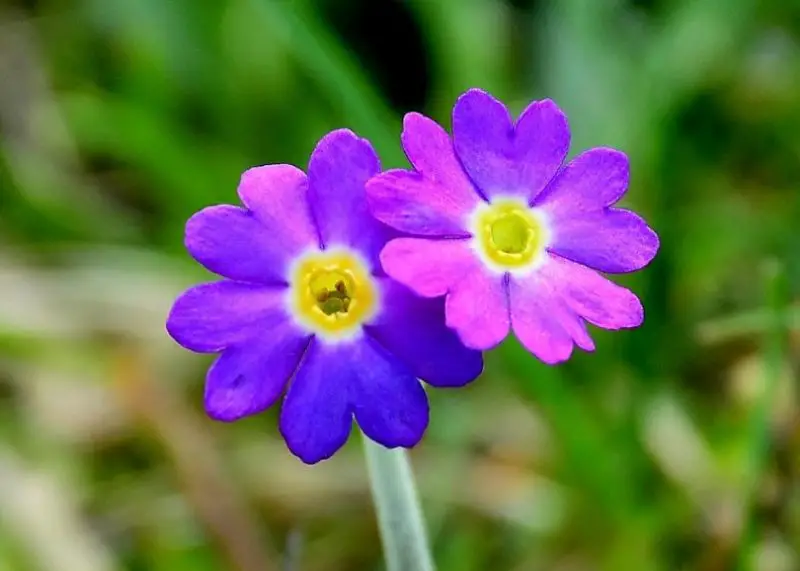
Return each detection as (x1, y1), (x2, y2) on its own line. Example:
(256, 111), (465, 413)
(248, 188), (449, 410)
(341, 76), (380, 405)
(500, 341), (634, 524)
(0, 447), (119, 571)
(736, 261), (789, 571)
(696, 305), (800, 345)
(363, 435), (434, 571)
(250, 0), (403, 166)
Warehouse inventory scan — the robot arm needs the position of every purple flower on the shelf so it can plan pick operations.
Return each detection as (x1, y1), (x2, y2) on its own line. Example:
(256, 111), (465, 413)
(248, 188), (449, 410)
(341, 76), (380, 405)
(366, 89), (659, 363)
(166, 129), (483, 464)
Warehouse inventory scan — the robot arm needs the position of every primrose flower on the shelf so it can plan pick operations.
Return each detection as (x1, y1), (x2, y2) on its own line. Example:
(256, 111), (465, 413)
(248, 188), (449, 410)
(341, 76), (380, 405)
(166, 129), (483, 464)
(366, 89), (659, 363)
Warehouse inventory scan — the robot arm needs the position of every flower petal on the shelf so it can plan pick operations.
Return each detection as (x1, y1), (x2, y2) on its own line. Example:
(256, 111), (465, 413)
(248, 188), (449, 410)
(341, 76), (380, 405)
(546, 255), (644, 329)
(508, 295), (579, 364)
(509, 269), (595, 365)
(279, 336), (430, 463)
(509, 253), (642, 362)
(512, 98), (571, 200)
(548, 209), (659, 273)
(185, 205), (294, 283)
(365, 278), (484, 387)
(347, 338), (429, 449)
(379, 237), (477, 297)
(307, 129), (394, 267)
(237, 164), (320, 252)
(366, 170), (474, 236)
(401, 112), (477, 194)
(204, 330), (310, 422)
(534, 148), (658, 273)
(534, 148), (630, 214)
(445, 268), (510, 350)
(366, 112), (481, 236)
(166, 281), (289, 353)
(452, 89), (569, 201)
(279, 338), (353, 464)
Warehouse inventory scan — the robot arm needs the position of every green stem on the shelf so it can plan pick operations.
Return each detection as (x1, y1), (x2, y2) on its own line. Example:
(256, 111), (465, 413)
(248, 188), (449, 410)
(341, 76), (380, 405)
(362, 435), (435, 571)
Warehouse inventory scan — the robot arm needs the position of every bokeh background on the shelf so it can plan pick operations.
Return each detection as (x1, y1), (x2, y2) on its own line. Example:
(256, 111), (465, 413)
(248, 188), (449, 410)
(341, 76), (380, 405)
(1, 0), (799, 570)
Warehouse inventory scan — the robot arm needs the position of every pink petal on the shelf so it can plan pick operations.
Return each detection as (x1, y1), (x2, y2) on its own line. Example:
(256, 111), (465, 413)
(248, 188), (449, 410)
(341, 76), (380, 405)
(379, 237), (477, 297)
(509, 272), (594, 365)
(445, 268), (510, 350)
(509, 253), (643, 362)
(366, 170), (475, 236)
(401, 112), (478, 197)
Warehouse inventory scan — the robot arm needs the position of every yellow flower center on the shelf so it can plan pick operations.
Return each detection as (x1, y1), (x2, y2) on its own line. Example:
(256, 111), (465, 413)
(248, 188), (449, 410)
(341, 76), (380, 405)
(290, 249), (377, 339)
(490, 211), (531, 254)
(473, 199), (547, 269)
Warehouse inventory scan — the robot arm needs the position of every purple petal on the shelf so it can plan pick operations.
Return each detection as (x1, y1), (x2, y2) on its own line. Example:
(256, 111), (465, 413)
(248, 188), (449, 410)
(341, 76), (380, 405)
(509, 253), (643, 362)
(279, 336), (430, 463)
(307, 129), (394, 267)
(534, 148), (630, 213)
(166, 281), (289, 353)
(512, 98), (571, 200)
(535, 149), (659, 273)
(347, 338), (429, 449)
(548, 209), (659, 273)
(379, 237), (478, 297)
(366, 170), (474, 236)
(279, 339), (353, 464)
(445, 268), (510, 350)
(185, 205), (297, 284)
(365, 278), (484, 387)
(452, 89), (569, 201)
(546, 255), (644, 329)
(237, 164), (320, 251)
(204, 330), (310, 422)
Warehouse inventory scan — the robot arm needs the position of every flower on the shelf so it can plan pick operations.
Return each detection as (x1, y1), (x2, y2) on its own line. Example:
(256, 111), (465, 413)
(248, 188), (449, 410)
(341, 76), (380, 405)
(365, 88), (659, 363)
(166, 129), (483, 464)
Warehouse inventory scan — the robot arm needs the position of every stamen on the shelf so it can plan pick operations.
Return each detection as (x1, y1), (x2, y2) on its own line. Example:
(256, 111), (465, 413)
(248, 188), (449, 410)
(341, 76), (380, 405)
(290, 248), (378, 338)
(310, 271), (354, 316)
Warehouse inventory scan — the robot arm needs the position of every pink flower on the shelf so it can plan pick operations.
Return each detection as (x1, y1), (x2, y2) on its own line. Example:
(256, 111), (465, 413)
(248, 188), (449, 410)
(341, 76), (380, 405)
(366, 89), (659, 363)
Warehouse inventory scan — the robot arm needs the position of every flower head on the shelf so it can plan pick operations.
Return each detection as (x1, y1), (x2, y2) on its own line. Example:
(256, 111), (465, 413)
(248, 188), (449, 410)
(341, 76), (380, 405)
(366, 89), (659, 363)
(166, 129), (483, 464)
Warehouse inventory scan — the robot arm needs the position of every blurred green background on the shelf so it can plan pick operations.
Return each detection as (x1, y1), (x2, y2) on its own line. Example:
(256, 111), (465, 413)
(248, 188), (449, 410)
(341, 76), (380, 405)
(1, 0), (799, 570)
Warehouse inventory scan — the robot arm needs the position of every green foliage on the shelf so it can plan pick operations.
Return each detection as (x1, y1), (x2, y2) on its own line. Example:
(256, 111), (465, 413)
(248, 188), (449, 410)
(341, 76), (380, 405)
(0, 0), (798, 570)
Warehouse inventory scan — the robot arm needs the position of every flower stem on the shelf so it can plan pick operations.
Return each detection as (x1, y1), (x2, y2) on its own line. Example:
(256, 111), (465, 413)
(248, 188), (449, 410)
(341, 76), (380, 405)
(362, 435), (435, 571)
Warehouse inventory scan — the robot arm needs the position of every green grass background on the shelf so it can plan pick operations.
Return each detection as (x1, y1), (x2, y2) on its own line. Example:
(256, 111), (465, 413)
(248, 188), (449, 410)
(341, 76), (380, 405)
(0, 0), (798, 570)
